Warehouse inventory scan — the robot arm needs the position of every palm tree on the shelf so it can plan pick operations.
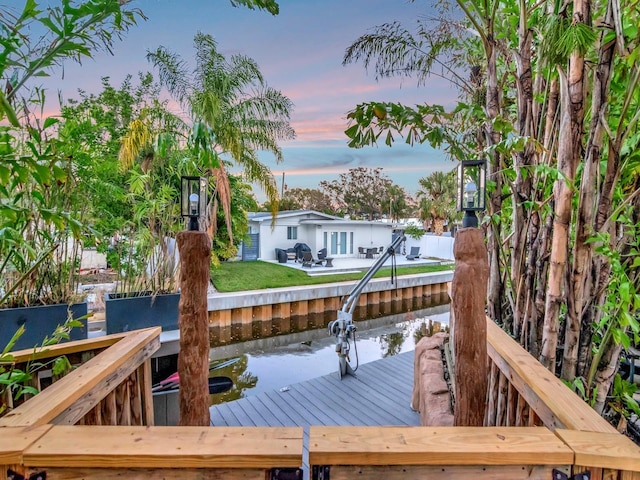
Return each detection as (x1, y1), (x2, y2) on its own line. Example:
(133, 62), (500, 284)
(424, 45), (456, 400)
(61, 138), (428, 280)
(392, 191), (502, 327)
(146, 32), (295, 239)
(416, 170), (457, 236)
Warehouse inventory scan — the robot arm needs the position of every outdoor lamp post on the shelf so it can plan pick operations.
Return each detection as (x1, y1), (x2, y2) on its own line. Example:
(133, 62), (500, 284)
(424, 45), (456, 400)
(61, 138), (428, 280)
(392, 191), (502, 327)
(181, 176), (207, 231)
(456, 160), (486, 228)
(177, 175), (210, 426)
(451, 158), (489, 426)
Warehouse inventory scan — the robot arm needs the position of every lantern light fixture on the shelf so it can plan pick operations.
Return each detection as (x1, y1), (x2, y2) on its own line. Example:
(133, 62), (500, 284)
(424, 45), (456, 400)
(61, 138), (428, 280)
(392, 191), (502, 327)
(456, 160), (487, 228)
(181, 176), (207, 231)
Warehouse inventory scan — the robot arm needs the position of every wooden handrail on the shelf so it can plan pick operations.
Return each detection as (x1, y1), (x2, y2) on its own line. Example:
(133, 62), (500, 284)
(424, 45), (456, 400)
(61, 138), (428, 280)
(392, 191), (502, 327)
(0, 327), (160, 427)
(308, 426), (572, 466)
(555, 429), (640, 472)
(486, 318), (616, 434)
(0, 425), (51, 465)
(23, 425), (303, 469)
(8, 331), (134, 364)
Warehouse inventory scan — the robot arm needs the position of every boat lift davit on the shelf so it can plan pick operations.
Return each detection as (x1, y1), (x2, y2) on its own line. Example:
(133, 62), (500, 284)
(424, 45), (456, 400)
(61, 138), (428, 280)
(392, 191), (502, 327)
(328, 234), (406, 379)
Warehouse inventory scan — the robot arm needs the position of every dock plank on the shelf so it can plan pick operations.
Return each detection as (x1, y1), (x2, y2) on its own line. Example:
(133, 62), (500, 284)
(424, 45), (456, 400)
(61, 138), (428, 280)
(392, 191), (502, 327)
(321, 374), (417, 425)
(264, 389), (332, 426)
(307, 377), (379, 425)
(242, 395), (285, 427)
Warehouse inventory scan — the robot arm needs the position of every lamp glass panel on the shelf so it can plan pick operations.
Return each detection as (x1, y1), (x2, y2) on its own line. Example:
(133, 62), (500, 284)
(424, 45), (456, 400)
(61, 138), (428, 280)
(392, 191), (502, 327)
(198, 177), (207, 217)
(181, 176), (205, 217)
(457, 160), (486, 211)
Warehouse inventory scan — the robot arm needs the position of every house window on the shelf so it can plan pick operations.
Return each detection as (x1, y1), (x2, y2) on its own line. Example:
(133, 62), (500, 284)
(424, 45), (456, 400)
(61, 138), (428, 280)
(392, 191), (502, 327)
(287, 226), (298, 240)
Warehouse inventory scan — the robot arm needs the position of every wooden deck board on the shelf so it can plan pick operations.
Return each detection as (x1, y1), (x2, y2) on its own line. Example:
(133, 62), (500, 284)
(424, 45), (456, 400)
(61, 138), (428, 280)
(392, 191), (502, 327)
(318, 378), (404, 425)
(209, 351), (420, 479)
(263, 389), (332, 426)
(370, 353), (415, 382)
(353, 373), (414, 406)
(212, 402), (245, 427)
(250, 393), (298, 426)
(302, 376), (381, 425)
(320, 374), (417, 425)
(242, 395), (285, 426)
(285, 380), (354, 426)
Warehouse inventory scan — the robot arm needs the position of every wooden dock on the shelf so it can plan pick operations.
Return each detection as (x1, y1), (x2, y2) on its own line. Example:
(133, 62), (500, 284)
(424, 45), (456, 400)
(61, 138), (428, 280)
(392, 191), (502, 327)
(209, 351), (420, 475)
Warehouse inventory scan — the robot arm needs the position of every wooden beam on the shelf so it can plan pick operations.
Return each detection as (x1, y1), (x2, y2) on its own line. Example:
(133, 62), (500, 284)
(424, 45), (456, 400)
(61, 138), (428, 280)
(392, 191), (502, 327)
(325, 464), (565, 480)
(0, 425), (51, 465)
(308, 426), (573, 466)
(33, 467), (274, 479)
(554, 429), (640, 472)
(9, 330), (135, 364)
(23, 426), (303, 469)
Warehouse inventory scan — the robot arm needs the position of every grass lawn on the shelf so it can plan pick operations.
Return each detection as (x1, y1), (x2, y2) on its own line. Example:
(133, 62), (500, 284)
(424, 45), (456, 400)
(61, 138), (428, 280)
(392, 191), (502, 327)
(211, 260), (454, 293)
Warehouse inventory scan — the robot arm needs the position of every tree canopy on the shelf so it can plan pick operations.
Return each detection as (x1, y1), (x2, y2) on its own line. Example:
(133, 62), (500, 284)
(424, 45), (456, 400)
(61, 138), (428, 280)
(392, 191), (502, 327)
(343, 0), (640, 421)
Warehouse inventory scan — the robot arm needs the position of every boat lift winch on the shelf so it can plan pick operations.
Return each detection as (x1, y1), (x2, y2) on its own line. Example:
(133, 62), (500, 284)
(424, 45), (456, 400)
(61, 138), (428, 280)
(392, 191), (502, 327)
(328, 235), (406, 379)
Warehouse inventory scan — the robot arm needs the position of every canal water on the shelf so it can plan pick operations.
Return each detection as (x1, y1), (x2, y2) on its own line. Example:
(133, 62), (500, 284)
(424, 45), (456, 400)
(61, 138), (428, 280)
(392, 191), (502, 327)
(206, 303), (449, 405)
(152, 293), (450, 408)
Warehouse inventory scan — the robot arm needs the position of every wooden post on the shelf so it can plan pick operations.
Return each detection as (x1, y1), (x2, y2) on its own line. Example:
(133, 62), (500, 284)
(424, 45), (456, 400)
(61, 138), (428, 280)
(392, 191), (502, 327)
(177, 230), (211, 426)
(451, 227), (489, 426)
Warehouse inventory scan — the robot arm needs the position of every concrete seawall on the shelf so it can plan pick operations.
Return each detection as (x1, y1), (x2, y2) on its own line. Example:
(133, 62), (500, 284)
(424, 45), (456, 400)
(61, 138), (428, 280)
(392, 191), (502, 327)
(207, 271), (452, 310)
(206, 271), (453, 346)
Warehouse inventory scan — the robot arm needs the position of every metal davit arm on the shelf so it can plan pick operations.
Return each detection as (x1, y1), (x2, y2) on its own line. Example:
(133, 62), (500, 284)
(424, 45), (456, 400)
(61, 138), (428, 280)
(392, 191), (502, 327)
(329, 235), (406, 379)
(341, 235), (406, 316)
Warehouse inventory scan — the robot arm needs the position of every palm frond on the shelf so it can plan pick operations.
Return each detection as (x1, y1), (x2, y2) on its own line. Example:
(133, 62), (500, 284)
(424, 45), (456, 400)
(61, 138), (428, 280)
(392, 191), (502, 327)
(119, 118), (152, 170)
(146, 46), (192, 108)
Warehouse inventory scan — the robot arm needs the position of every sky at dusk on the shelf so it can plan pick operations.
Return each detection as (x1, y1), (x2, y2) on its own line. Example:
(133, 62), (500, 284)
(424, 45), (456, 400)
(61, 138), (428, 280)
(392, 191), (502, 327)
(41, 0), (461, 200)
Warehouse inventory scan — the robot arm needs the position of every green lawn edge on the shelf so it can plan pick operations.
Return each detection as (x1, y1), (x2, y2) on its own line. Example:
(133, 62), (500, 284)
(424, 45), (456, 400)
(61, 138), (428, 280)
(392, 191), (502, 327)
(211, 260), (454, 293)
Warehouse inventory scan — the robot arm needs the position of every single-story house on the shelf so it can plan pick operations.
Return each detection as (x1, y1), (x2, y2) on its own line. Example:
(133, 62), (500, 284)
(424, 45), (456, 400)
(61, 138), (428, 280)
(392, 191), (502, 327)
(240, 210), (397, 261)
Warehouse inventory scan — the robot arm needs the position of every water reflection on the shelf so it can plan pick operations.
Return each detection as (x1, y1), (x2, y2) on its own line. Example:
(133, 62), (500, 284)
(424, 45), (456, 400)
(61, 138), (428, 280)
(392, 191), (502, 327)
(209, 356), (257, 404)
(208, 305), (450, 405)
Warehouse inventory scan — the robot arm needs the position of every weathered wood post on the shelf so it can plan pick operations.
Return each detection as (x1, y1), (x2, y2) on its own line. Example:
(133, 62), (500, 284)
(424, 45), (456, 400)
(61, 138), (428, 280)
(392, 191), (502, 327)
(176, 230), (211, 426)
(177, 175), (211, 426)
(451, 227), (489, 426)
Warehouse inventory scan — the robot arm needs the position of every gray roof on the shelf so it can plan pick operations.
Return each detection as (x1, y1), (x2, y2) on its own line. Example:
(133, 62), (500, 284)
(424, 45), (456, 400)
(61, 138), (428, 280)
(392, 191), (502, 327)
(248, 209), (343, 223)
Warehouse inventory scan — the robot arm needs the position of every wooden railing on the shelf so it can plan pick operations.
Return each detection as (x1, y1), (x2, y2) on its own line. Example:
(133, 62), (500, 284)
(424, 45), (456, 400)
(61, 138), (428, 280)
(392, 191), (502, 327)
(2, 319), (640, 480)
(484, 318), (617, 433)
(0, 327), (160, 427)
(309, 425), (574, 479)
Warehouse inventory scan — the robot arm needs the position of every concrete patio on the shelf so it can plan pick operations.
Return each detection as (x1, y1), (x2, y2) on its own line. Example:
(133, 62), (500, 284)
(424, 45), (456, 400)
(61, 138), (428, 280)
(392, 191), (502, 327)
(266, 253), (448, 276)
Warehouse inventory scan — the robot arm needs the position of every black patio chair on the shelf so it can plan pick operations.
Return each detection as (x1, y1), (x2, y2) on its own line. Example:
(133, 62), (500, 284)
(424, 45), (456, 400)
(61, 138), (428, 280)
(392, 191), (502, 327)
(302, 250), (325, 267)
(406, 246), (420, 260)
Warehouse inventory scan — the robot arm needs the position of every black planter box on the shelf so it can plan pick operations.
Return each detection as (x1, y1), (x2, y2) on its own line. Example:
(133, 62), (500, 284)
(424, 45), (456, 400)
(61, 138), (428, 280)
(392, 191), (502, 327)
(0, 302), (88, 352)
(105, 292), (180, 334)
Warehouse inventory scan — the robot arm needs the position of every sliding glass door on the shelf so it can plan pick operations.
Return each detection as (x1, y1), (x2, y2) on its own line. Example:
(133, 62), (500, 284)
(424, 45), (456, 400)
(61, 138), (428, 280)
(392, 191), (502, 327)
(326, 231), (353, 256)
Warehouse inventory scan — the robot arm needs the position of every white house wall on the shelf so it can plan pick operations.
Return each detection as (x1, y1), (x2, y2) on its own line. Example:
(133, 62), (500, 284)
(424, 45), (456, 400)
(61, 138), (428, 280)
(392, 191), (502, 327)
(257, 220), (321, 260)
(250, 220), (394, 260)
